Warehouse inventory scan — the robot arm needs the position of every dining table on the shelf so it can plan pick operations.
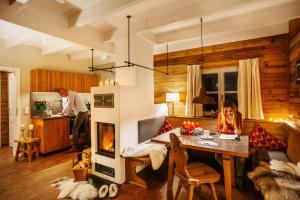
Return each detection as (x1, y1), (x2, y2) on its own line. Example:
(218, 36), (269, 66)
(151, 128), (249, 200)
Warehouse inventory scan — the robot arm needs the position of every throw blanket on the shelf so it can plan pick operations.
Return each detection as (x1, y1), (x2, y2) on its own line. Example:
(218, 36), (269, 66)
(122, 143), (167, 170)
(248, 160), (300, 200)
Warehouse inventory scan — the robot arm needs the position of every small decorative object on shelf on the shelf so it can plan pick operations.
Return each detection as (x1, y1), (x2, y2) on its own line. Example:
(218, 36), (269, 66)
(28, 124), (34, 139)
(110, 79), (115, 86)
(105, 79), (110, 86)
(181, 121), (202, 136)
(20, 124), (25, 139)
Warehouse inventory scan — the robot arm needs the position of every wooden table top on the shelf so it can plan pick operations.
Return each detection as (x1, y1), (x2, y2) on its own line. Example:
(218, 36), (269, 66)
(151, 128), (249, 158)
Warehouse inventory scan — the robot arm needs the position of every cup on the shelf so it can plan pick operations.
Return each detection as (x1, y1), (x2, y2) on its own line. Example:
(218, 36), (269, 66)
(203, 130), (210, 137)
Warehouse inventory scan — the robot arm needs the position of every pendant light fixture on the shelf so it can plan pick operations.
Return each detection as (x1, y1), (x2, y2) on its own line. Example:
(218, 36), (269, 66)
(192, 18), (216, 105)
(89, 16), (168, 75)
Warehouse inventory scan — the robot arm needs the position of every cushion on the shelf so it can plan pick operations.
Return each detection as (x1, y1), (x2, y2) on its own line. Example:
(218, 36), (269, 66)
(157, 120), (173, 136)
(249, 123), (286, 150)
(138, 116), (165, 143)
(255, 149), (289, 162)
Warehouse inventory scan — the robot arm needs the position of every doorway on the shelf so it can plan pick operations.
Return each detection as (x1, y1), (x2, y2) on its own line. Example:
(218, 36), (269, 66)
(0, 67), (20, 152)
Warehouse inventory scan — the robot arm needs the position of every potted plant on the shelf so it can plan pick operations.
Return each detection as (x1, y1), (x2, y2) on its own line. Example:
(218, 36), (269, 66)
(34, 100), (50, 117)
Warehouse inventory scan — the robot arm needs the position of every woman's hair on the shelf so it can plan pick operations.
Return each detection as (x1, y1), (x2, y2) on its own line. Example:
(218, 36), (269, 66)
(220, 101), (241, 130)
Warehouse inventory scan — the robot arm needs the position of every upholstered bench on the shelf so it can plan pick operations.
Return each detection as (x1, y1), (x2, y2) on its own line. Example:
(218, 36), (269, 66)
(125, 116), (166, 188)
(245, 121), (300, 165)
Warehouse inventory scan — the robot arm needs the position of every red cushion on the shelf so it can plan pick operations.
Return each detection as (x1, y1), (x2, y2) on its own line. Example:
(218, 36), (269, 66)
(249, 123), (286, 150)
(157, 120), (173, 136)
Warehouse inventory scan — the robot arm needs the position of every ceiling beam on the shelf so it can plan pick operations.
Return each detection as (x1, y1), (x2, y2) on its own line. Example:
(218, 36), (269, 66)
(155, 1), (300, 44)
(0, 0), (106, 50)
(9, 0), (30, 6)
(41, 44), (72, 55)
(154, 22), (287, 54)
(68, 0), (145, 28)
(4, 32), (35, 48)
(137, 0), (296, 36)
(70, 49), (114, 61)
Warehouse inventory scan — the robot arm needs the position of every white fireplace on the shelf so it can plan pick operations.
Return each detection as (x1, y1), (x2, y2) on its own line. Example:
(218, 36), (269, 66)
(91, 83), (167, 184)
(90, 34), (168, 184)
(91, 86), (124, 183)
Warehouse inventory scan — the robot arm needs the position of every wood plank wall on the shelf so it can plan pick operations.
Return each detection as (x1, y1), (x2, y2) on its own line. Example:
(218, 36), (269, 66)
(154, 34), (289, 119)
(289, 18), (300, 118)
(0, 72), (9, 146)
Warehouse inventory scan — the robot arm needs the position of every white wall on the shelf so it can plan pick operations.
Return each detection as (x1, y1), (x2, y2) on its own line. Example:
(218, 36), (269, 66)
(117, 36), (168, 150)
(0, 39), (103, 126)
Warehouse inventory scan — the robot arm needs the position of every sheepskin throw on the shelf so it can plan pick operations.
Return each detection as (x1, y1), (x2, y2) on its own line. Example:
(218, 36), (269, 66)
(122, 143), (167, 170)
(248, 160), (300, 200)
(51, 177), (98, 200)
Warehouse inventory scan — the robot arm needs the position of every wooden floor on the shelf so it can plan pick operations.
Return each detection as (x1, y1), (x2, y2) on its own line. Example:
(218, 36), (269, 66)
(0, 146), (263, 200)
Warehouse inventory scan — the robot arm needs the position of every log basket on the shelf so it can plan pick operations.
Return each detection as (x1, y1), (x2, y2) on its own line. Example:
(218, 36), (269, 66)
(72, 152), (91, 182)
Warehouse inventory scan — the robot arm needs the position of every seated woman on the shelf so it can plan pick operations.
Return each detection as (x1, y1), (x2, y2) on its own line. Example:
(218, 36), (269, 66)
(216, 101), (246, 191)
(217, 100), (242, 134)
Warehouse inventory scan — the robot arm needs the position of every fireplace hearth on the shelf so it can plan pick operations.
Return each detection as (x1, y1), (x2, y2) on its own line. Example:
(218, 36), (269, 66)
(96, 122), (115, 158)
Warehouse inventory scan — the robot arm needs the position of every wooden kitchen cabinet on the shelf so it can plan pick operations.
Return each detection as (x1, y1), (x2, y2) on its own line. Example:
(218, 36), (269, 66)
(32, 117), (71, 154)
(30, 69), (100, 92)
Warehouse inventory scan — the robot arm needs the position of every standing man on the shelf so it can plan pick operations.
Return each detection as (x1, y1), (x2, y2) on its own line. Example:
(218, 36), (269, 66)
(59, 89), (88, 153)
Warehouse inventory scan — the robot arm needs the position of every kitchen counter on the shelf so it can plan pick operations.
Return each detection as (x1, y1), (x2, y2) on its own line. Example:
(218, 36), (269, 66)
(31, 115), (74, 120)
(32, 116), (71, 153)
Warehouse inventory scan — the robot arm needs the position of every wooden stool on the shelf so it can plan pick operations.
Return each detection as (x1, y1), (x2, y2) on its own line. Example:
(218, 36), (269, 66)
(14, 138), (40, 162)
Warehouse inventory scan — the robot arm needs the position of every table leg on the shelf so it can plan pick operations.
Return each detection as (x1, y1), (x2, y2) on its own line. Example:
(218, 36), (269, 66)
(230, 156), (235, 186)
(15, 142), (20, 162)
(28, 143), (32, 162)
(35, 141), (40, 160)
(223, 154), (234, 200)
(167, 150), (175, 200)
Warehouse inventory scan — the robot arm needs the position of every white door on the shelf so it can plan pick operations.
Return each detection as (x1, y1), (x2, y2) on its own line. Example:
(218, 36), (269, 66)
(8, 73), (16, 147)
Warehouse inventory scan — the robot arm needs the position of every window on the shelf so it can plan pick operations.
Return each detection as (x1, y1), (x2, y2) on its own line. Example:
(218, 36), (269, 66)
(202, 67), (238, 112)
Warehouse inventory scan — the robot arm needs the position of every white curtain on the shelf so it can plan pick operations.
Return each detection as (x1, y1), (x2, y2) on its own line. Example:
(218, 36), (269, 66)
(238, 58), (264, 119)
(185, 65), (203, 116)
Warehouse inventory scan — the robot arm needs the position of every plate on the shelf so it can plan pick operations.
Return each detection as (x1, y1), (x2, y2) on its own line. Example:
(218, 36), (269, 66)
(200, 135), (213, 140)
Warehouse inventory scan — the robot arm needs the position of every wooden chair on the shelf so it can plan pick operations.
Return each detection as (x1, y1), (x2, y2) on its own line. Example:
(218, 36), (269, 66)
(169, 133), (220, 200)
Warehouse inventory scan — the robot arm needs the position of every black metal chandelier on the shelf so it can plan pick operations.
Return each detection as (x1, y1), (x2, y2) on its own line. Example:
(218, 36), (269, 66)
(89, 16), (169, 75)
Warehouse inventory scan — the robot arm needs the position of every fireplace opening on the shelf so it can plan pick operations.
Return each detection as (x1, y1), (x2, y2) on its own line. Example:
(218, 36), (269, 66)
(96, 122), (115, 158)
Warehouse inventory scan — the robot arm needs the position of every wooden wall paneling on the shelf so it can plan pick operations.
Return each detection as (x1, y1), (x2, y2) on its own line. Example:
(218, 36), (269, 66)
(288, 18), (300, 118)
(154, 34), (289, 119)
(1, 72), (9, 145)
(166, 116), (217, 131)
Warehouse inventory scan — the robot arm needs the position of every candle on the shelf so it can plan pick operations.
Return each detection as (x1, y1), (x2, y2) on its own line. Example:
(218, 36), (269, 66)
(28, 124), (34, 131)
(191, 122), (195, 130)
(20, 124), (25, 130)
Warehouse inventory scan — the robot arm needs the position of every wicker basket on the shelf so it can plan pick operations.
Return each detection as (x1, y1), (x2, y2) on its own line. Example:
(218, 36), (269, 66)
(72, 152), (91, 182)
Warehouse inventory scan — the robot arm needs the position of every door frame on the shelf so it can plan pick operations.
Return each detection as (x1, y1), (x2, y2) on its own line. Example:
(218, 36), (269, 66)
(0, 66), (20, 154)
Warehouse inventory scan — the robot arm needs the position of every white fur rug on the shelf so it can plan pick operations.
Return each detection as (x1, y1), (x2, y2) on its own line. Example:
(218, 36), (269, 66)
(51, 177), (98, 200)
